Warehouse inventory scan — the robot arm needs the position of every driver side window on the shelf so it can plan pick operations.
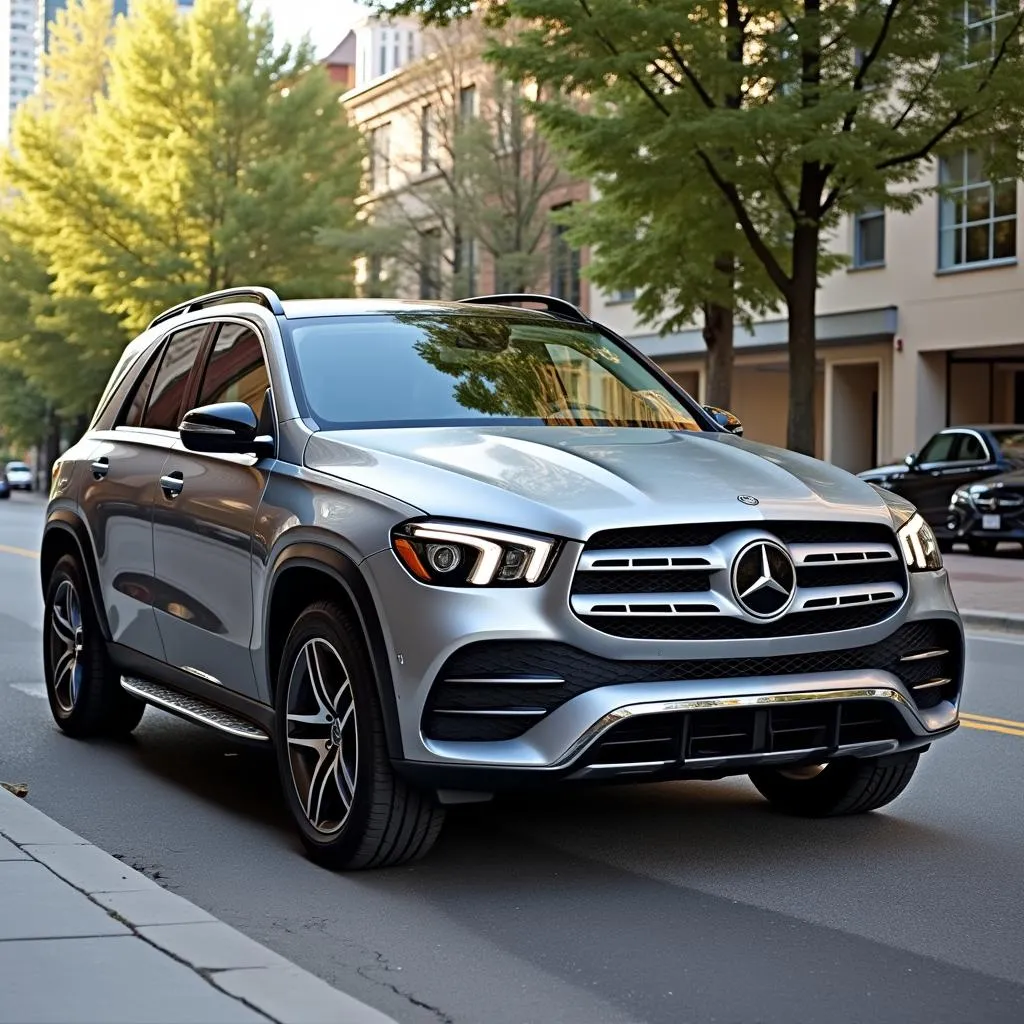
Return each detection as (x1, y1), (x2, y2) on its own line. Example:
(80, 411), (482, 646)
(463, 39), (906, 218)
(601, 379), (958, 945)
(917, 432), (959, 465)
(197, 323), (271, 423)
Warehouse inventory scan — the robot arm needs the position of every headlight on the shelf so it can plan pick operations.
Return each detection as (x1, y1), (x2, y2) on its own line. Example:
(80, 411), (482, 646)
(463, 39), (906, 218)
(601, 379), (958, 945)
(869, 484), (942, 571)
(391, 521), (558, 587)
(897, 513), (943, 571)
(951, 489), (972, 508)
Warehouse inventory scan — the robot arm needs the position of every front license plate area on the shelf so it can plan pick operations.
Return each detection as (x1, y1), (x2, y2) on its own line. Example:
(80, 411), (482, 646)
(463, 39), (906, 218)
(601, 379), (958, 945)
(982, 514), (1001, 530)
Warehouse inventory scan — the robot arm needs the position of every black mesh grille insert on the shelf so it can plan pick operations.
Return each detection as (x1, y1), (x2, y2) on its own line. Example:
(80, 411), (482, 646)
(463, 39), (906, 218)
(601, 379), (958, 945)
(422, 619), (962, 742)
(584, 700), (911, 767)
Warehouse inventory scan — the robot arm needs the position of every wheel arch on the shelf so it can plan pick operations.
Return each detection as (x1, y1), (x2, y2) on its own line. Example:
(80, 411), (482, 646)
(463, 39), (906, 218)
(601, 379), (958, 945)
(40, 512), (111, 640)
(265, 543), (404, 760)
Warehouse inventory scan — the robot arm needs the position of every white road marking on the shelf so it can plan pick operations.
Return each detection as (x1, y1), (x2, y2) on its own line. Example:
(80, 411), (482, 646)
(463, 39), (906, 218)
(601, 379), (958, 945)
(10, 682), (46, 699)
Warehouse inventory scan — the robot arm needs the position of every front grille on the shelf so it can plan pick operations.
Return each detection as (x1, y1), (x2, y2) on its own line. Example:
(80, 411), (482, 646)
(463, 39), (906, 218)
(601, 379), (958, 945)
(583, 700), (911, 768)
(422, 620), (962, 741)
(571, 520), (907, 640)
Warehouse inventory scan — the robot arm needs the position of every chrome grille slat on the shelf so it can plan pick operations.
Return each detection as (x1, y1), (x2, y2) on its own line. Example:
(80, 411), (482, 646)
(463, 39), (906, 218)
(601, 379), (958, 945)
(577, 547), (725, 572)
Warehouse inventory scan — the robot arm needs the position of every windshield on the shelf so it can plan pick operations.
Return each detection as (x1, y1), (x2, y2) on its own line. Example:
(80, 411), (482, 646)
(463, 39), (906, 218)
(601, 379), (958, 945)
(287, 313), (704, 431)
(6, 462), (27, 471)
(993, 430), (1024, 463)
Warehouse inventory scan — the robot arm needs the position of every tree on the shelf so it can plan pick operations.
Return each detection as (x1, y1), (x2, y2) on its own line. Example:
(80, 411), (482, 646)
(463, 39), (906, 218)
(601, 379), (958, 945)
(5, 0), (364, 337)
(0, 365), (49, 454)
(364, 16), (571, 300)
(387, 0), (1024, 455)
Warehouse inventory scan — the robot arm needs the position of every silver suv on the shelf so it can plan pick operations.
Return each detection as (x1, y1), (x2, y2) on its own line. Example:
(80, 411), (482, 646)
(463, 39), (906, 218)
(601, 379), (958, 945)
(41, 288), (963, 870)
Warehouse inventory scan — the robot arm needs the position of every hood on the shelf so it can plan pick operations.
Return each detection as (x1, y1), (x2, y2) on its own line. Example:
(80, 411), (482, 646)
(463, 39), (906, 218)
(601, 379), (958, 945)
(968, 469), (1024, 492)
(305, 426), (895, 540)
(858, 462), (906, 481)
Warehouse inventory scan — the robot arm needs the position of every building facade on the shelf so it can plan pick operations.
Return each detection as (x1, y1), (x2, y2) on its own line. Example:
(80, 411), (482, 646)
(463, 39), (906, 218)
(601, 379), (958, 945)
(331, 16), (1024, 472)
(1, 0), (39, 144)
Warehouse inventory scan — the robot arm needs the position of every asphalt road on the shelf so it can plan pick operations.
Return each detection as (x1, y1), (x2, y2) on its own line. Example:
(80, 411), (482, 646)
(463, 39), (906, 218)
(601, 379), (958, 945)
(3, 491), (1024, 1024)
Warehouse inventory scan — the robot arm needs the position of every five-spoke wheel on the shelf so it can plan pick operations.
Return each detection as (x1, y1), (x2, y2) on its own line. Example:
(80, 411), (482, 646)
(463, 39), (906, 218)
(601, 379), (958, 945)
(274, 600), (444, 870)
(43, 554), (145, 737)
(285, 638), (360, 835)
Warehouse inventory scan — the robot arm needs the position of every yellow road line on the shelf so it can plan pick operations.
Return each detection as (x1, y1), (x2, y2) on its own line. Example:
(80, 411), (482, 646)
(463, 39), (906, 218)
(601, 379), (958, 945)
(960, 719), (1024, 738)
(0, 542), (39, 559)
(961, 711), (1024, 729)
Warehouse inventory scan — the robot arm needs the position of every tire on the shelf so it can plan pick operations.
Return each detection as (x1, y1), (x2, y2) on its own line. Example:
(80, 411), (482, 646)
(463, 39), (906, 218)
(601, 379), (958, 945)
(749, 753), (919, 817)
(43, 554), (145, 738)
(968, 538), (997, 557)
(273, 600), (445, 870)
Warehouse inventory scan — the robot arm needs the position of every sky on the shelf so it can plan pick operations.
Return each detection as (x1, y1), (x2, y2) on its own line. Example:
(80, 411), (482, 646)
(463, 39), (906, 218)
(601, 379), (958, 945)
(255, 0), (368, 56)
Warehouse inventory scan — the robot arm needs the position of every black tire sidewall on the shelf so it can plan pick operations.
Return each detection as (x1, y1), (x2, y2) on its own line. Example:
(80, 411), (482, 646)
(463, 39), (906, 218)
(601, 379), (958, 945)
(273, 605), (383, 863)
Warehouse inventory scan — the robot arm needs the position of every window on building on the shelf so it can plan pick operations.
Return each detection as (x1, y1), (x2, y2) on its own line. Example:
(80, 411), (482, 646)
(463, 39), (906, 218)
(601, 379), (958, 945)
(141, 325), (208, 431)
(963, 0), (1015, 65)
(853, 205), (885, 267)
(610, 287), (638, 303)
(198, 323), (271, 422)
(393, 32), (400, 68)
(406, 30), (416, 63)
(420, 105), (434, 172)
(550, 205), (581, 305)
(369, 123), (391, 193)
(938, 150), (1016, 269)
(459, 84), (476, 122)
(379, 31), (388, 75)
(458, 236), (477, 296)
(419, 228), (442, 299)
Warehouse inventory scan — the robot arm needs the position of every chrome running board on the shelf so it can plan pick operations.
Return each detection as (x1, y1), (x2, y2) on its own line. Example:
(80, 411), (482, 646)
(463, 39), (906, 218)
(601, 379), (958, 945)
(120, 676), (270, 741)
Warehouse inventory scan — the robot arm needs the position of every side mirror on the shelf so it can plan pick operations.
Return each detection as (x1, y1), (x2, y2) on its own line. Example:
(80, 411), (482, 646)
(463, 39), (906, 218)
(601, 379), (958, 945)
(904, 451), (919, 470)
(179, 402), (273, 458)
(704, 405), (743, 437)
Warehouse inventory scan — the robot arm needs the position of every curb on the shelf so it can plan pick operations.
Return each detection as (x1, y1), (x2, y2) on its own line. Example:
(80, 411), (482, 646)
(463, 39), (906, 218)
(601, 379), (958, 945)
(961, 610), (1024, 637)
(0, 787), (397, 1024)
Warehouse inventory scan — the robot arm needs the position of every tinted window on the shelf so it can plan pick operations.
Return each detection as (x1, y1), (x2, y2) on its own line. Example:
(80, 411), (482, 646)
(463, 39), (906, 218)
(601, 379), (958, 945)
(198, 324), (270, 419)
(956, 433), (987, 462)
(288, 313), (702, 431)
(918, 432), (958, 464)
(120, 347), (164, 428)
(142, 326), (207, 430)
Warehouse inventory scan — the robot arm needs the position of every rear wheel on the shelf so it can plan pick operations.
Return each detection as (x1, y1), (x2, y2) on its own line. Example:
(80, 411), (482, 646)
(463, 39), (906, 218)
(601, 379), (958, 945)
(43, 554), (145, 738)
(274, 601), (445, 870)
(749, 753), (919, 817)
(968, 538), (997, 557)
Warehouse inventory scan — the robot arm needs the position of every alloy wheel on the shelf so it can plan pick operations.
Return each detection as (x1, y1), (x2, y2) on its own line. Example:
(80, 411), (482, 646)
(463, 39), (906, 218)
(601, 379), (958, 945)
(285, 638), (359, 835)
(50, 579), (84, 715)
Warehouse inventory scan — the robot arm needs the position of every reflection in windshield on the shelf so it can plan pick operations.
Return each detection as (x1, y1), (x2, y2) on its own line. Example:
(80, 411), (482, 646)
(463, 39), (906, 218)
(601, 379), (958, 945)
(289, 312), (702, 431)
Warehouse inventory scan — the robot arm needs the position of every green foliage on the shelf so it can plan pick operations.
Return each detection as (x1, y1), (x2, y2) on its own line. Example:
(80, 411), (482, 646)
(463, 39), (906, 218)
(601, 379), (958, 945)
(0, 363), (49, 451)
(4, 0), (363, 337)
(386, 0), (1024, 453)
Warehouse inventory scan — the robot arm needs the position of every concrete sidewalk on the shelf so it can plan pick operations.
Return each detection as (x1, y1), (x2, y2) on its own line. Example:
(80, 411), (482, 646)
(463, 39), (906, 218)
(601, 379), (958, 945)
(945, 549), (1024, 635)
(0, 786), (396, 1024)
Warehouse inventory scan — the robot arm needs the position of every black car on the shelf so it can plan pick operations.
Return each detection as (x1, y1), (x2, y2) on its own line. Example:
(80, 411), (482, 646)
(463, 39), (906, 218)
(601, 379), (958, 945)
(0, 471), (9, 500)
(859, 425), (1024, 549)
(948, 469), (1024, 555)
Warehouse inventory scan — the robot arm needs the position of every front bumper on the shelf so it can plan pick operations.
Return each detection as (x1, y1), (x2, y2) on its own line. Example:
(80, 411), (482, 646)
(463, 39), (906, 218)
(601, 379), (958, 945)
(948, 502), (1024, 543)
(362, 547), (963, 784)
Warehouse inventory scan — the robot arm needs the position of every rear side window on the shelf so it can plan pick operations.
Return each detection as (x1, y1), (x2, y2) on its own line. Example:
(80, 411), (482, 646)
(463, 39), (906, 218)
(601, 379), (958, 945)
(197, 323), (270, 420)
(141, 326), (207, 431)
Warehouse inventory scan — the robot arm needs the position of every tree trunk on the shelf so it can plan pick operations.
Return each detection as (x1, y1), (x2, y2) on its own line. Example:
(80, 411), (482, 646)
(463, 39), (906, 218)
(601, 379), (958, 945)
(702, 301), (734, 409)
(786, 226), (819, 456)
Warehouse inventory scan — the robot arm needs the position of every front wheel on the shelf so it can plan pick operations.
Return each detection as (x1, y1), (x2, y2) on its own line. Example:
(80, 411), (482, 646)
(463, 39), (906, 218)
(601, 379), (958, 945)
(274, 601), (445, 870)
(43, 554), (145, 738)
(749, 753), (919, 817)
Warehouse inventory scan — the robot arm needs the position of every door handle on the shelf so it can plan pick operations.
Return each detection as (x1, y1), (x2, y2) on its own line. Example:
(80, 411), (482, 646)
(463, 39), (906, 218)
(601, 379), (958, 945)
(160, 471), (184, 499)
(91, 458), (109, 480)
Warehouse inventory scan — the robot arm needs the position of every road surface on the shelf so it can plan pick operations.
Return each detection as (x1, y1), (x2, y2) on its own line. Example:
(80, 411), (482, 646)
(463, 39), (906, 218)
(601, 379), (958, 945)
(2, 493), (1023, 1023)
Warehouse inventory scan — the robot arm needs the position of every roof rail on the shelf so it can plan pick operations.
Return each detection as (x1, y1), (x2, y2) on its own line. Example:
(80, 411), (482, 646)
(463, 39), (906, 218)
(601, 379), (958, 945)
(147, 286), (286, 331)
(458, 293), (589, 324)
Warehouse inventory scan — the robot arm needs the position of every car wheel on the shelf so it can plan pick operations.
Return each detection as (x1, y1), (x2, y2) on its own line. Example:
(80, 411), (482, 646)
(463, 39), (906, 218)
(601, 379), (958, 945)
(274, 600), (445, 870)
(43, 554), (145, 738)
(967, 538), (997, 557)
(749, 753), (919, 817)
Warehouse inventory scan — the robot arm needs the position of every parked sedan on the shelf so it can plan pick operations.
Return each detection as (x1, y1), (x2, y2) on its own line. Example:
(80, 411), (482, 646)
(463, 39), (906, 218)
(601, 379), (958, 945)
(948, 469), (1024, 555)
(859, 425), (1024, 549)
(4, 461), (33, 491)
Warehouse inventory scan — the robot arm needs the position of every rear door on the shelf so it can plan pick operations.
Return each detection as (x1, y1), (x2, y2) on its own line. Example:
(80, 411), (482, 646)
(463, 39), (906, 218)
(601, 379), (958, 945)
(151, 321), (275, 699)
(80, 324), (210, 659)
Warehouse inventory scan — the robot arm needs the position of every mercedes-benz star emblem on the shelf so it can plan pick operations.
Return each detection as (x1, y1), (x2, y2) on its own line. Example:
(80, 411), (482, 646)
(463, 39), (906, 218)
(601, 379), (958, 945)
(737, 495), (759, 506)
(731, 540), (797, 619)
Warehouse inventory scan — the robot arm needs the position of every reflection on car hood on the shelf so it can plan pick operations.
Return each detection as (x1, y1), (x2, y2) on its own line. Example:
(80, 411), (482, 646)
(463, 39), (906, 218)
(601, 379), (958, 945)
(306, 426), (894, 539)
(858, 463), (905, 480)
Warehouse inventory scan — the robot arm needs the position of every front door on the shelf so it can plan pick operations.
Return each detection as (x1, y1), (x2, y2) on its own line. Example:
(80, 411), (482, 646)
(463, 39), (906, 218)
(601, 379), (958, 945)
(152, 322), (274, 700)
